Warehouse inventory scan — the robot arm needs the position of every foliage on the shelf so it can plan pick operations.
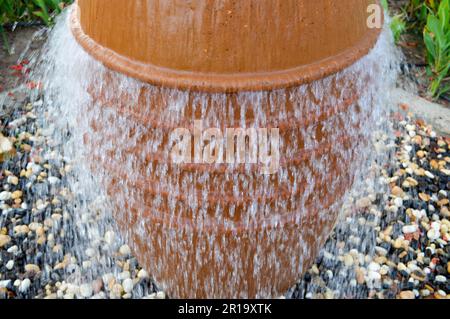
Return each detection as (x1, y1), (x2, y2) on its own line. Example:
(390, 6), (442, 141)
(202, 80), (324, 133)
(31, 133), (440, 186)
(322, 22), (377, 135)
(391, 14), (408, 43)
(405, 0), (442, 31)
(0, 0), (72, 25)
(386, 0), (449, 100)
(382, 1), (408, 44)
(423, 0), (450, 99)
(0, 0), (72, 52)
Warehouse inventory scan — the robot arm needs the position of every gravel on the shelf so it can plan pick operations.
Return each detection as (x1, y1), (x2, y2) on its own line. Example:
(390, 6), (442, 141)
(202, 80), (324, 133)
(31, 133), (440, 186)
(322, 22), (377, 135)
(0, 82), (159, 299)
(290, 110), (449, 299)
(0, 32), (449, 300)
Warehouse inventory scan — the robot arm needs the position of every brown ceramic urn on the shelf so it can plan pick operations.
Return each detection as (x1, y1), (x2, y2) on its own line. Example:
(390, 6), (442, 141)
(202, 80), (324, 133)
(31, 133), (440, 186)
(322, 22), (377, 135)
(70, 0), (382, 298)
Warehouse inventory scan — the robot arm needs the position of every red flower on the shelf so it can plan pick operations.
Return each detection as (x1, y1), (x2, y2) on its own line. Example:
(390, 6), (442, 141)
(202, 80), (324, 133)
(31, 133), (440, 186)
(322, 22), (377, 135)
(9, 64), (24, 72)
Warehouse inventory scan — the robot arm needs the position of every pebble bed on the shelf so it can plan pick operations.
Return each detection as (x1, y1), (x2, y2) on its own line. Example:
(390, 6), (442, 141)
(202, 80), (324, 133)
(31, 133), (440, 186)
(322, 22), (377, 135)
(0, 39), (449, 301)
(0, 85), (162, 299)
(292, 110), (450, 299)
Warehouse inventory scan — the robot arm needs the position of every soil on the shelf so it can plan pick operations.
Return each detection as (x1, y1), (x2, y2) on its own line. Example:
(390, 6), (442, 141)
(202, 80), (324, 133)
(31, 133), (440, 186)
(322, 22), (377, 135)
(0, 27), (41, 93)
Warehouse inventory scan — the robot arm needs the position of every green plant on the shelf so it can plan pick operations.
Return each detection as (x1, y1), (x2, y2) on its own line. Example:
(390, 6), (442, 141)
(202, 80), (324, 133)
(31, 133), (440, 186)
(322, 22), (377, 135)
(391, 14), (407, 43)
(31, 0), (68, 25)
(381, 0), (407, 44)
(423, 0), (450, 99)
(406, 0), (436, 30)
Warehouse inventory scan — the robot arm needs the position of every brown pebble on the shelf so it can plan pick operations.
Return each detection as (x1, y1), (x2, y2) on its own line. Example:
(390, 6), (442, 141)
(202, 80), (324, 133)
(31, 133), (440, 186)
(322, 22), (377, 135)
(21, 144), (32, 152)
(356, 268), (365, 285)
(92, 278), (103, 294)
(399, 251), (408, 259)
(412, 135), (422, 145)
(430, 160), (439, 170)
(392, 186), (404, 198)
(419, 193), (430, 202)
(438, 199), (449, 207)
(399, 291), (415, 299)
(0, 234), (11, 248)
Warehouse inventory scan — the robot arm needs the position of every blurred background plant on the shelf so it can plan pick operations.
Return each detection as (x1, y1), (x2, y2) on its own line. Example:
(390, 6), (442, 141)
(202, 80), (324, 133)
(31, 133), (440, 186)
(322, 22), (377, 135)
(423, 0), (449, 99)
(1, 0), (73, 53)
(385, 0), (449, 101)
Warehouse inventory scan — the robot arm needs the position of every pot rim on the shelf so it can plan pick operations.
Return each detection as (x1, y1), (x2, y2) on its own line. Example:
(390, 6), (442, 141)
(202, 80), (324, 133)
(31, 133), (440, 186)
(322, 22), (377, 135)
(69, 1), (383, 93)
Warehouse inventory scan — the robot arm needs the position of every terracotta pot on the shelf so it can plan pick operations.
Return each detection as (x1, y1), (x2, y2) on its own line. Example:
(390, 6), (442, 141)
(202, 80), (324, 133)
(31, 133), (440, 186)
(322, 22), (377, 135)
(70, 0), (382, 298)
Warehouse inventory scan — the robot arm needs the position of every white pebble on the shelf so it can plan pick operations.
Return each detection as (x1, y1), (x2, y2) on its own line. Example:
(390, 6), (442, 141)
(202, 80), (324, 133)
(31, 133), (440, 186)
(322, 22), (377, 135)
(33, 100), (43, 107)
(19, 278), (31, 293)
(368, 271), (381, 281)
(425, 171), (435, 179)
(0, 280), (11, 288)
(7, 245), (18, 254)
(402, 225), (418, 234)
(122, 278), (134, 294)
(394, 198), (403, 207)
(435, 275), (447, 283)
(0, 191), (12, 201)
(119, 271), (131, 280)
(0, 135), (13, 152)
(7, 176), (19, 186)
(5, 260), (14, 270)
(46, 176), (59, 185)
(325, 270), (333, 280)
(36, 201), (47, 211)
(79, 283), (93, 298)
(104, 231), (115, 245)
(85, 248), (96, 258)
(119, 245), (131, 256)
(137, 269), (149, 279)
(431, 222), (441, 230)
(102, 273), (114, 286)
(421, 289), (431, 297)
(427, 228), (440, 241)
(368, 262), (381, 272)
(156, 291), (165, 299)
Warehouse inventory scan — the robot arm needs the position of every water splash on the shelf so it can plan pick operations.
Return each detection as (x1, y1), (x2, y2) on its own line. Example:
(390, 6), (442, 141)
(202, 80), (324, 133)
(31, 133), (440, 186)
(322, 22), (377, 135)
(24, 7), (404, 298)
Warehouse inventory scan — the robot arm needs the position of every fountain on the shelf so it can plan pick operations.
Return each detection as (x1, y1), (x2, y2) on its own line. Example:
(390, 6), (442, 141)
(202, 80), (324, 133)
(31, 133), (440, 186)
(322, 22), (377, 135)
(33, 0), (402, 298)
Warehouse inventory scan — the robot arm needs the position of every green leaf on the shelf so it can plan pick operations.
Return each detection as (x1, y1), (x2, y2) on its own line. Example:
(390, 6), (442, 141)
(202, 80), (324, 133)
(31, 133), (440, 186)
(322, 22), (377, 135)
(424, 32), (437, 61)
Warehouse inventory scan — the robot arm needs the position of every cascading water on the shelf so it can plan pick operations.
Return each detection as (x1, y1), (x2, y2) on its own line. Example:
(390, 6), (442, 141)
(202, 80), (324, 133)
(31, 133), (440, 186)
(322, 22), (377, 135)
(15, 6), (404, 298)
